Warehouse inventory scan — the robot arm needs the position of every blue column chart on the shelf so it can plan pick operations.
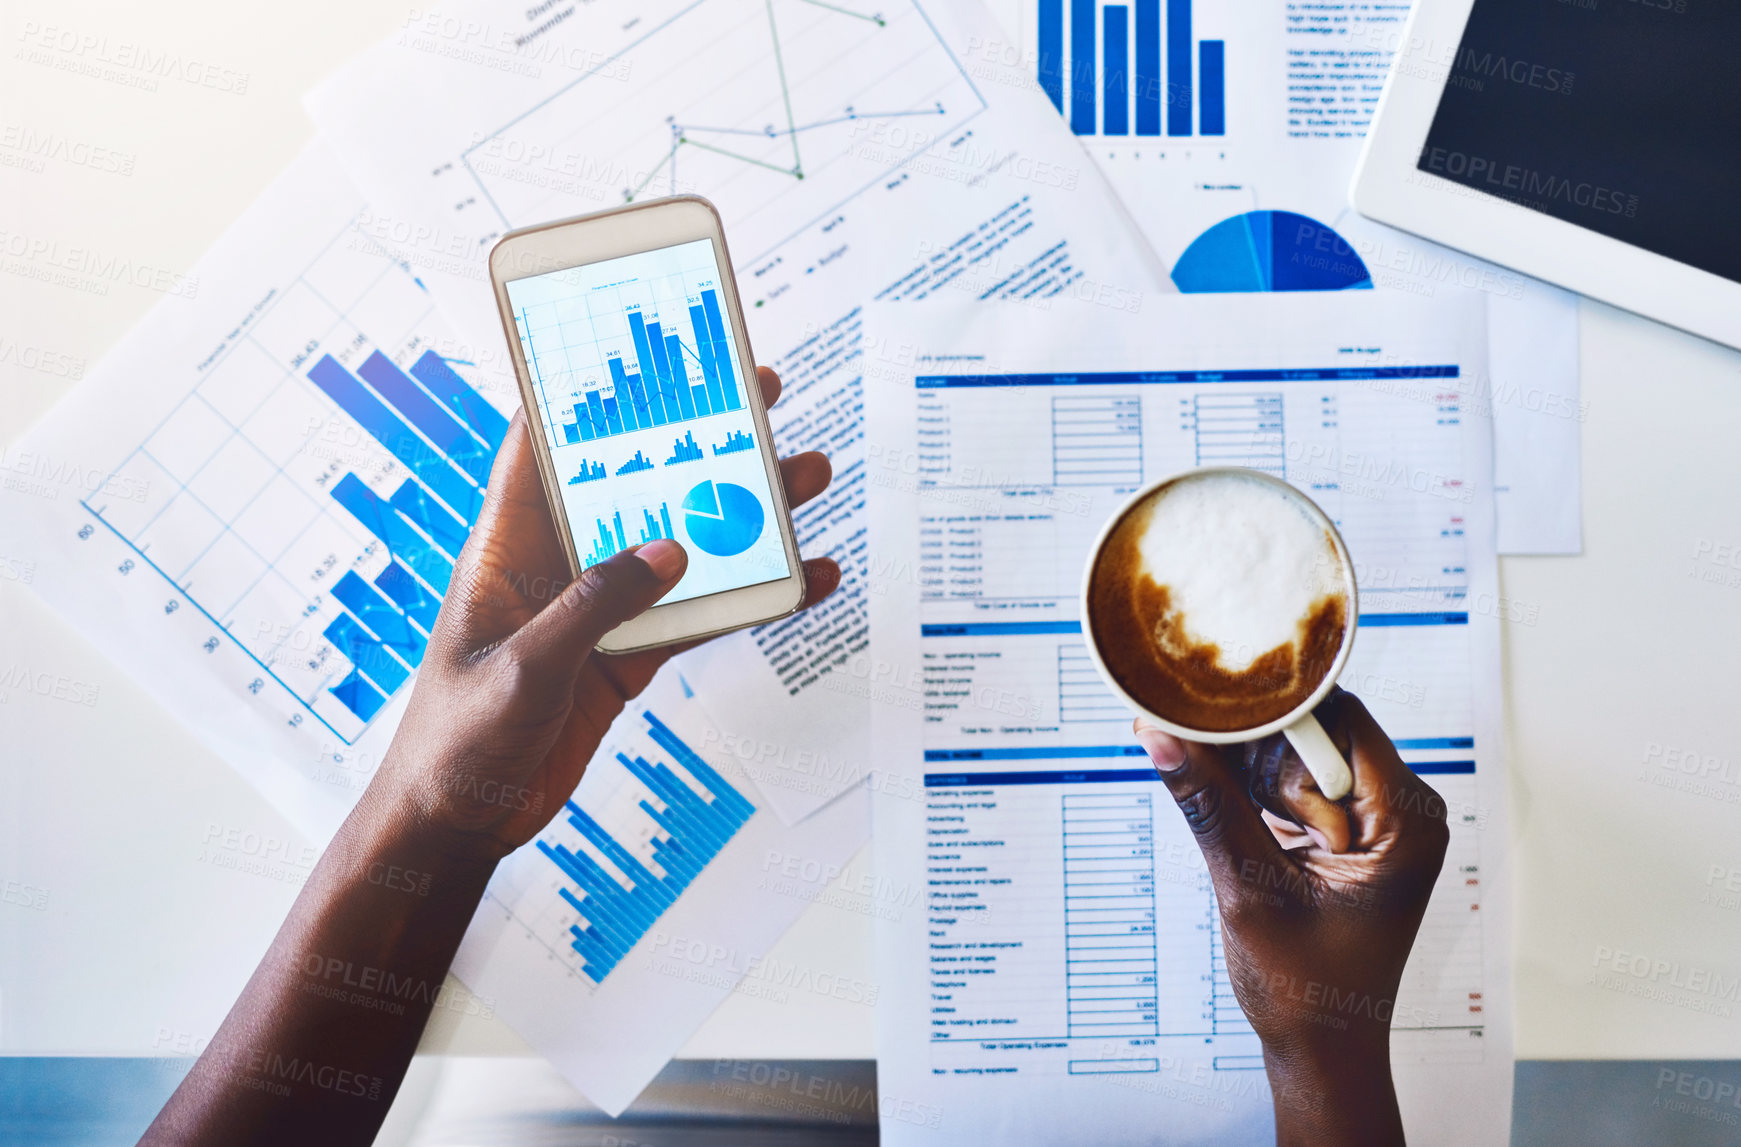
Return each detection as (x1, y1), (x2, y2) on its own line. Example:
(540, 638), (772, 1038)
(505, 238), (792, 604)
(536, 710), (755, 983)
(1036, 0), (1227, 141)
(712, 429), (754, 457)
(508, 239), (751, 456)
(665, 431), (704, 466)
(303, 350), (504, 724)
(570, 460), (608, 485)
(542, 288), (745, 447)
(585, 502), (677, 568)
(63, 191), (513, 751)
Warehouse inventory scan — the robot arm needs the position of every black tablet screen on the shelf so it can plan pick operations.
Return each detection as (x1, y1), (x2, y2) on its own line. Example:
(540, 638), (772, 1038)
(1418, 0), (1741, 286)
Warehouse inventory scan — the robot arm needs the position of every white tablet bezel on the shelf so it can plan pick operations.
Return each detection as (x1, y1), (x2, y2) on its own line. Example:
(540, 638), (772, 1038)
(1351, 0), (1741, 351)
(489, 197), (806, 653)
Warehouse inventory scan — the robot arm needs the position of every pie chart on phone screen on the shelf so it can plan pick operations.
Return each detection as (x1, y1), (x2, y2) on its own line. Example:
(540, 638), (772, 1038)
(681, 480), (764, 557)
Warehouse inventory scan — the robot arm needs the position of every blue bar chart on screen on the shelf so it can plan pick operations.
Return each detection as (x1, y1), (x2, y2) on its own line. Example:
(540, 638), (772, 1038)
(1035, 0), (1227, 141)
(528, 285), (745, 450)
(615, 450), (656, 476)
(570, 459), (608, 485)
(665, 431), (704, 466)
(712, 429), (754, 457)
(503, 236), (793, 605)
(534, 709), (756, 983)
(584, 503), (677, 568)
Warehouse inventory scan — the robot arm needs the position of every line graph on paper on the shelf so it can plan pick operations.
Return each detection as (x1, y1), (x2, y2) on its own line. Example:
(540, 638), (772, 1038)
(452, 0), (986, 261)
(75, 222), (505, 746)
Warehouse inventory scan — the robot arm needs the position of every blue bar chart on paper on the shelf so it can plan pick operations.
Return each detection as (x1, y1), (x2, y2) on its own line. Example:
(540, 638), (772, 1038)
(1035, 0), (1227, 140)
(72, 209), (512, 749)
(535, 710), (755, 983)
(304, 348), (505, 726)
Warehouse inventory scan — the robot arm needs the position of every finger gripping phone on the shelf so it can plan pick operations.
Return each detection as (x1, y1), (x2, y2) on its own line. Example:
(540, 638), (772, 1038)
(489, 196), (804, 652)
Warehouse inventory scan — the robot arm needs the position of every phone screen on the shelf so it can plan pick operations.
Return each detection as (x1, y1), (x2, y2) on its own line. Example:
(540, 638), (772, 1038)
(505, 238), (791, 605)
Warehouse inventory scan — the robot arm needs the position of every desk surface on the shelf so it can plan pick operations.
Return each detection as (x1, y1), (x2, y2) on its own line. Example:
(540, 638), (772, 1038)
(4, 0), (1741, 1065)
(9, 1057), (1741, 1147)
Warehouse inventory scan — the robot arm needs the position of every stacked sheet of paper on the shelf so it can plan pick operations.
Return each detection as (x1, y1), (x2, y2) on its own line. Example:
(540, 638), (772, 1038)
(982, 0), (1582, 554)
(306, 0), (1177, 823)
(0, 143), (868, 1111)
(866, 294), (1514, 1145)
(2, 0), (1545, 1128)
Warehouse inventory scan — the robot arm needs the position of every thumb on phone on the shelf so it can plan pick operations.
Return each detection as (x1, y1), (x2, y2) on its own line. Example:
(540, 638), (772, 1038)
(503, 540), (688, 692)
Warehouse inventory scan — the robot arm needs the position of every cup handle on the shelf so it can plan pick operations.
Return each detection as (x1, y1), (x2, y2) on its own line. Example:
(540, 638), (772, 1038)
(1282, 712), (1353, 802)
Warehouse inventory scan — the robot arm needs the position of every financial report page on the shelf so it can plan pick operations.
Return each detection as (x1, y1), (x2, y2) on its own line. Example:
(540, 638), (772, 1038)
(868, 294), (1513, 1145)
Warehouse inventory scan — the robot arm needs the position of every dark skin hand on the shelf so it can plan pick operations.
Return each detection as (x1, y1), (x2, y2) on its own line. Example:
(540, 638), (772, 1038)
(1135, 687), (1451, 1147)
(141, 367), (839, 1147)
(143, 357), (1440, 1146)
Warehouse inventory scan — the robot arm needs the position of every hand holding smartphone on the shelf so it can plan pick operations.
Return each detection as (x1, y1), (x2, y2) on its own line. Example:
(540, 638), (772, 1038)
(489, 197), (805, 651)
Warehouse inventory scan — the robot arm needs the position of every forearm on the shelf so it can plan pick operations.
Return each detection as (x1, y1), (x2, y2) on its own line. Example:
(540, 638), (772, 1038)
(142, 785), (498, 1147)
(1265, 1032), (1405, 1147)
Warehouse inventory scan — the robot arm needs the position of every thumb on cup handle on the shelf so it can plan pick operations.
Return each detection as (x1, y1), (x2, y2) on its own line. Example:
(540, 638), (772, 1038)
(1282, 711), (1353, 801)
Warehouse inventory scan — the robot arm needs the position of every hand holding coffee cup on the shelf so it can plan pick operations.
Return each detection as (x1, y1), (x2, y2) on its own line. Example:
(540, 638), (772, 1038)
(1080, 467), (1358, 801)
(1082, 475), (1453, 1142)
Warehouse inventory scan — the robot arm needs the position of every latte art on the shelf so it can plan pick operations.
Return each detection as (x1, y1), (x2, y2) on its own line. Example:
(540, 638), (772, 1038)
(1087, 471), (1351, 733)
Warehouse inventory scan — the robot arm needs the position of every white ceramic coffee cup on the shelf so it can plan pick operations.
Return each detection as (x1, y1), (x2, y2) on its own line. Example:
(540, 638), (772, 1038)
(1078, 466), (1359, 801)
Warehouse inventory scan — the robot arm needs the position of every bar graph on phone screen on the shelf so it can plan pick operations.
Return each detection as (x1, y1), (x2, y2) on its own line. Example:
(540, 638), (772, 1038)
(510, 245), (747, 455)
(75, 211), (505, 748)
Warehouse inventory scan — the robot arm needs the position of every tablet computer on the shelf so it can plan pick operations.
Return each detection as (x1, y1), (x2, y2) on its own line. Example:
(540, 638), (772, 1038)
(1352, 0), (1741, 350)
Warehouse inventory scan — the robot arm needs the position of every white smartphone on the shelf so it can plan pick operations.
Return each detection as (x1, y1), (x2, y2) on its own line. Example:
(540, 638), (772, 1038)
(488, 196), (805, 653)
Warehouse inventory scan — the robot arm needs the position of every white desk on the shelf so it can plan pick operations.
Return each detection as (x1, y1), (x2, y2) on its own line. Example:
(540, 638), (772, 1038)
(4, 0), (1740, 1068)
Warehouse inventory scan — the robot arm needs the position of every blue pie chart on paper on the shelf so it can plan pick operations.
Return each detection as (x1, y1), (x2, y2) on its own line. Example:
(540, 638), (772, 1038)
(1171, 211), (1373, 293)
(681, 480), (764, 557)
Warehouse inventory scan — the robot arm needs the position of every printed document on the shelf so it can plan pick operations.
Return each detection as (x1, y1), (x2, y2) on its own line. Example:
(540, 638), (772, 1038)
(867, 294), (1514, 1144)
(455, 668), (871, 1115)
(307, 0), (1172, 821)
(984, 0), (1582, 554)
(0, 144), (872, 1109)
(0, 144), (494, 840)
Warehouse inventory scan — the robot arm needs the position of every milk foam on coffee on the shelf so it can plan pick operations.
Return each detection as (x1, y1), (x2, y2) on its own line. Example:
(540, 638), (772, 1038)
(1087, 471), (1351, 733)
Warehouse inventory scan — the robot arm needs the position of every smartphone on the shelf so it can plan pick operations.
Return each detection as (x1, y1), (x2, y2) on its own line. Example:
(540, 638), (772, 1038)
(488, 196), (804, 652)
